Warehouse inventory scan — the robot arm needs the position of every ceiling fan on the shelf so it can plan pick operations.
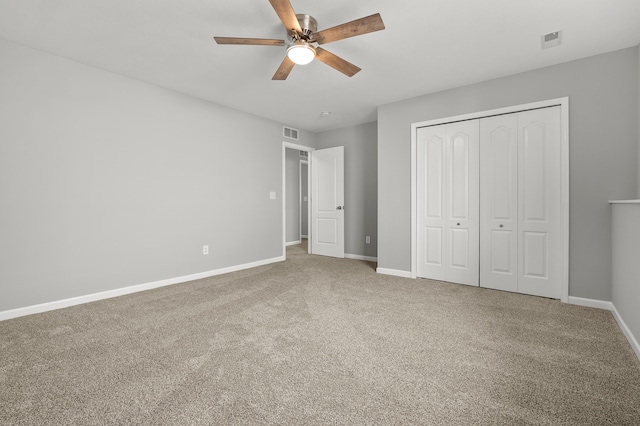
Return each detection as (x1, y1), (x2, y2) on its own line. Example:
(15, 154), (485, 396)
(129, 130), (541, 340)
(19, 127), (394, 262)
(214, 0), (385, 80)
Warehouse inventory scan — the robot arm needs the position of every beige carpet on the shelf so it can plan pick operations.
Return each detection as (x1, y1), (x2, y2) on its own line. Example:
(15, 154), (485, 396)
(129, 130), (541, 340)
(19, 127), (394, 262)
(1, 244), (639, 425)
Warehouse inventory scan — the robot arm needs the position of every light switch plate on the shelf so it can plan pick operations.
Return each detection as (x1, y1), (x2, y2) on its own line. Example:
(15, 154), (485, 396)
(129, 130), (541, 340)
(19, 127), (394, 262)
(270, 191), (276, 200)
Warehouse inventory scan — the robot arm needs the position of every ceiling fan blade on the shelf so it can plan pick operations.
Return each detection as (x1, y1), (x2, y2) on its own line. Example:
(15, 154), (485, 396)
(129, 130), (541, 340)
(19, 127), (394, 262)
(214, 37), (285, 46)
(269, 0), (302, 35)
(315, 47), (361, 77)
(272, 56), (295, 80)
(314, 13), (385, 45)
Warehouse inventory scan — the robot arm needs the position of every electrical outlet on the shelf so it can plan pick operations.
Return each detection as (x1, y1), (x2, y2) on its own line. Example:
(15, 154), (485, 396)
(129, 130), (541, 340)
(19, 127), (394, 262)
(366, 236), (371, 244)
(203, 245), (209, 255)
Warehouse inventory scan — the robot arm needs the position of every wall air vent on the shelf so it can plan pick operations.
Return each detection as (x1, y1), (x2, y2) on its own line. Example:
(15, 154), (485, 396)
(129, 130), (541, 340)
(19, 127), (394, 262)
(299, 150), (308, 158)
(283, 126), (299, 140)
(541, 30), (562, 49)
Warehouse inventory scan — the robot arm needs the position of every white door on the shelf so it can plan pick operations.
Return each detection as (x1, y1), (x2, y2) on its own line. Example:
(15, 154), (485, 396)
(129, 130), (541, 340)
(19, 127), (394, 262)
(311, 146), (344, 258)
(417, 120), (479, 286)
(480, 113), (518, 292)
(517, 107), (561, 298)
(479, 106), (561, 298)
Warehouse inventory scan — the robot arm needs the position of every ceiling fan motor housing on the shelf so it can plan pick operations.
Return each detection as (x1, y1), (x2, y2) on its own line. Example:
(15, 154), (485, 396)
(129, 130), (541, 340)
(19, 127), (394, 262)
(295, 14), (317, 39)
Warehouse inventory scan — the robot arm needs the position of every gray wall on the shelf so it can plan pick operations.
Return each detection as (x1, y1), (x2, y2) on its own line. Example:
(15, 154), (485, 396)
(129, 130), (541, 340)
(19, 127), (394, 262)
(316, 122), (378, 259)
(611, 203), (640, 353)
(378, 47), (639, 301)
(0, 40), (314, 312)
(285, 148), (300, 243)
(638, 45), (640, 197)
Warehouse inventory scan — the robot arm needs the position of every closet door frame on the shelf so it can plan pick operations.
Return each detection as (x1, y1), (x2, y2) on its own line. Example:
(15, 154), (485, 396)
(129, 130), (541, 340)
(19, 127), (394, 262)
(410, 97), (569, 303)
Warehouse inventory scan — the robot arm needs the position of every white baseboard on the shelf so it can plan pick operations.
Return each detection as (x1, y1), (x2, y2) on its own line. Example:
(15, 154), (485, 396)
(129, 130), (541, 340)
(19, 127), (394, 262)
(345, 253), (378, 262)
(568, 296), (639, 361)
(0, 255), (285, 322)
(301, 235), (308, 239)
(286, 240), (301, 246)
(610, 304), (640, 361)
(376, 267), (412, 278)
(567, 296), (613, 311)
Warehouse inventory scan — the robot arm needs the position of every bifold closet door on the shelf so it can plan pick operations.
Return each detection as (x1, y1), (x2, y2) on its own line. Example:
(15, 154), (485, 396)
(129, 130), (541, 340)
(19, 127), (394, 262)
(417, 120), (479, 286)
(516, 107), (561, 298)
(480, 114), (518, 293)
(480, 106), (562, 298)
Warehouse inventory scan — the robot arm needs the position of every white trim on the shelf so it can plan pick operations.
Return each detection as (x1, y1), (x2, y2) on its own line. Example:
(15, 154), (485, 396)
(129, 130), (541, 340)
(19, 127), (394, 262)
(567, 296), (613, 311)
(282, 142), (314, 259)
(411, 97), (570, 302)
(609, 199), (640, 204)
(560, 99), (570, 303)
(345, 253), (378, 262)
(376, 267), (412, 278)
(611, 304), (640, 360)
(299, 159), (309, 248)
(286, 240), (301, 246)
(0, 255), (285, 322)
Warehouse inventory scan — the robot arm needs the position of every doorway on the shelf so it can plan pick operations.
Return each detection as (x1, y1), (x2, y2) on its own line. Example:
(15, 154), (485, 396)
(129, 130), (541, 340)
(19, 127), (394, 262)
(283, 142), (313, 258)
(282, 142), (345, 259)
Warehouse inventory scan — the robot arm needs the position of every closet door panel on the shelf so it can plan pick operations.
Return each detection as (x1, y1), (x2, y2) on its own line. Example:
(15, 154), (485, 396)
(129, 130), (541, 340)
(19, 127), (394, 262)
(417, 125), (449, 281)
(445, 120), (479, 286)
(517, 107), (561, 298)
(480, 114), (518, 292)
(417, 120), (479, 286)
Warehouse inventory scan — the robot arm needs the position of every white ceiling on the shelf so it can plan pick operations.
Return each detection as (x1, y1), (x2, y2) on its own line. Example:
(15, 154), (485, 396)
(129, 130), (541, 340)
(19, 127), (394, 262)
(1, 0), (639, 132)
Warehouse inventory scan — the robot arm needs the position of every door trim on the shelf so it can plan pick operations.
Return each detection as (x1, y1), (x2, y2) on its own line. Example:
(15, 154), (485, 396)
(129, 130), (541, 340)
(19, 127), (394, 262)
(410, 97), (570, 302)
(299, 159), (309, 239)
(282, 142), (314, 259)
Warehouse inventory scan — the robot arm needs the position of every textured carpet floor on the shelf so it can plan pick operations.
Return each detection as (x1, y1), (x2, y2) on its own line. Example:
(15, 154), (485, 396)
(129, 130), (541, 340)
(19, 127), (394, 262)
(1, 244), (639, 425)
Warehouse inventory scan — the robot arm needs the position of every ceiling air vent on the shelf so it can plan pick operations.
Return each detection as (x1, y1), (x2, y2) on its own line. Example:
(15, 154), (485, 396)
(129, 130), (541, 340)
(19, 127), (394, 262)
(283, 126), (299, 140)
(541, 30), (562, 49)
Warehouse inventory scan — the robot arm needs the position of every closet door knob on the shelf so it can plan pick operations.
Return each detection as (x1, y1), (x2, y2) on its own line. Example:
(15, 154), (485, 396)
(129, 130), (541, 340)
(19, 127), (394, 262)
(499, 224), (504, 228)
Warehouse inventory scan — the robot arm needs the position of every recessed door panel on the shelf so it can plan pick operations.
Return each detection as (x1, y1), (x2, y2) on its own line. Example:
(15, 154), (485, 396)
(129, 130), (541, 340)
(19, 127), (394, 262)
(426, 137), (444, 219)
(522, 123), (548, 222)
(317, 158), (338, 212)
(450, 228), (469, 269)
(317, 218), (338, 245)
(523, 232), (547, 278)
(491, 128), (513, 220)
(451, 132), (470, 220)
(425, 227), (442, 265)
(490, 230), (513, 274)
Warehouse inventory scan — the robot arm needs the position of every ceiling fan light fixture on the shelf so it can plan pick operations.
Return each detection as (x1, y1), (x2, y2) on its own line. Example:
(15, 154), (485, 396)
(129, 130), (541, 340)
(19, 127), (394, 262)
(287, 41), (316, 65)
